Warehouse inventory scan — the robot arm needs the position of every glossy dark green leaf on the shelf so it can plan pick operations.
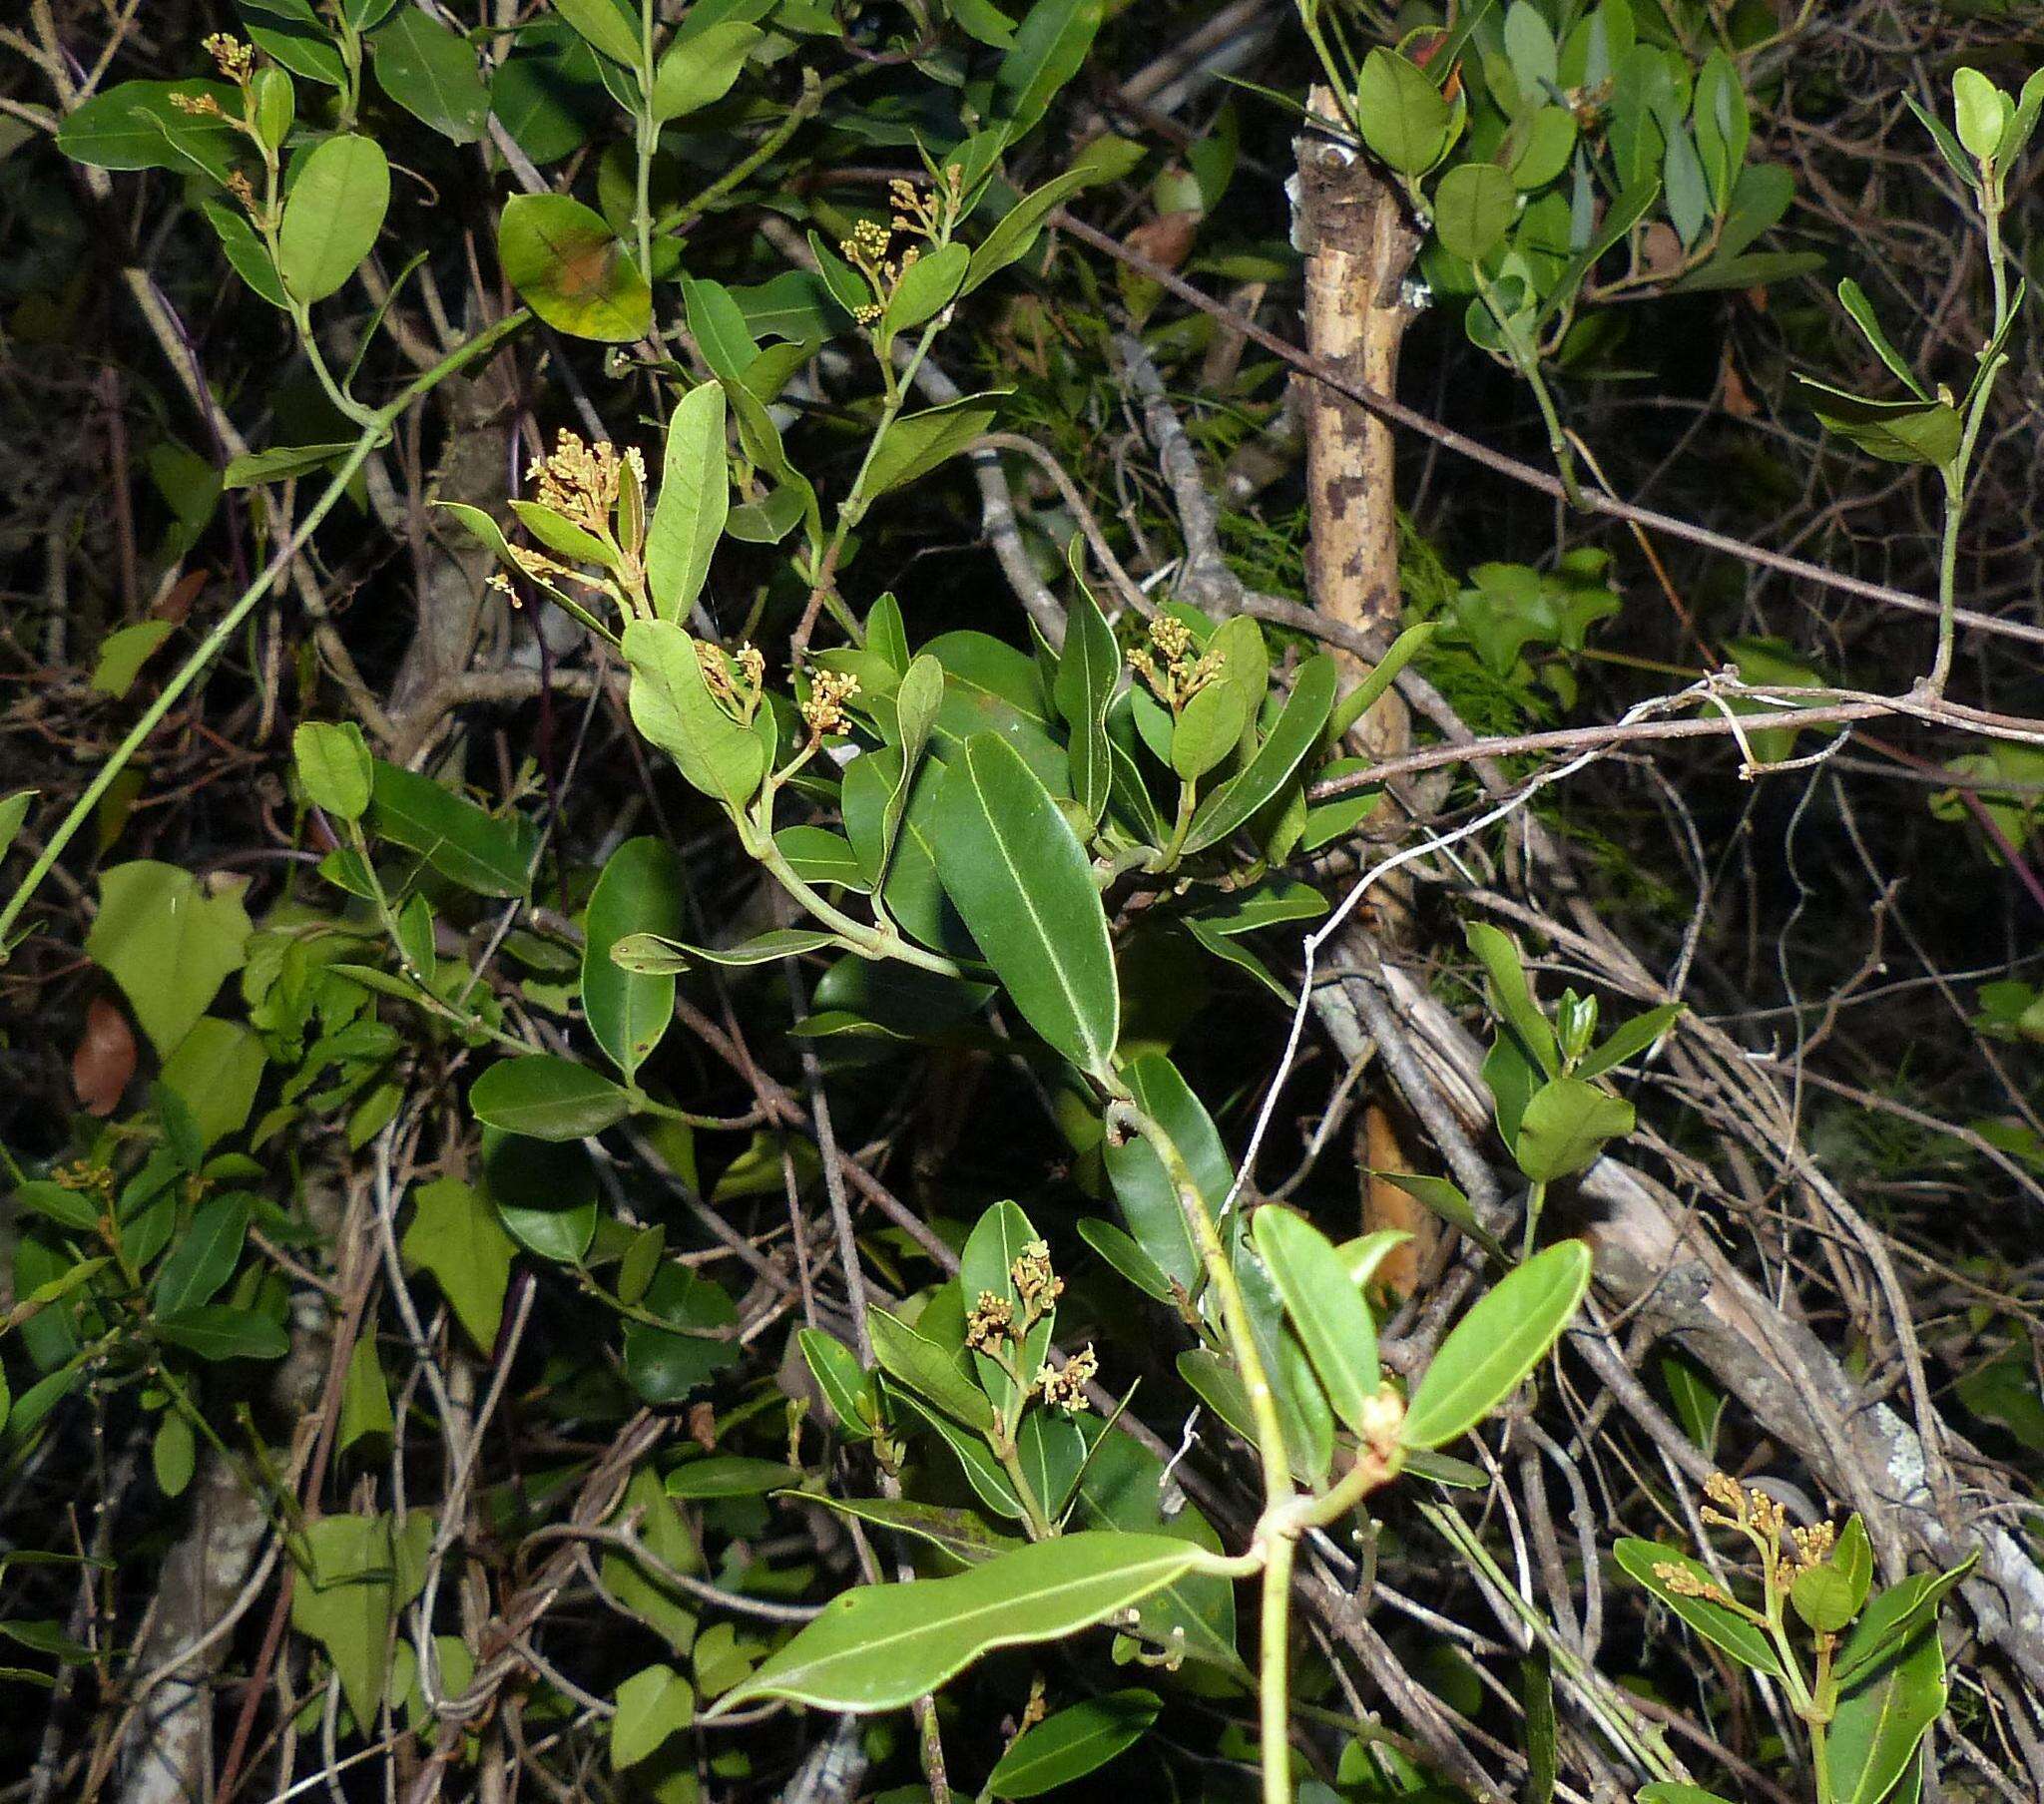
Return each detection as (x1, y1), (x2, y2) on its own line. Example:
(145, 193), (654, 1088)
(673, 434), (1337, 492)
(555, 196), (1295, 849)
(933, 733), (1119, 1080)
(986, 1688), (1161, 1797)
(470, 1057), (632, 1141)
(621, 1264), (741, 1403)
(583, 837), (686, 1081)
(369, 5), (488, 143)
(798, 1327), (876, 1437)
(664, 1456), (800, 1500)
(960, 1200), (1051, 1418)
(551, 0), (642, 66)
(1053, 579), (1118, 827)
(868, 1305), (995, 1432)
(1792, 376), (1963, 467)
(1400, 1241), (1591, 1449)
(1834, 1555), (1978, 1689)
(707, 1531), (1204, 1714)
(1077, 1217), (1175, 1302)
(1829, 1623), (1945, 1804)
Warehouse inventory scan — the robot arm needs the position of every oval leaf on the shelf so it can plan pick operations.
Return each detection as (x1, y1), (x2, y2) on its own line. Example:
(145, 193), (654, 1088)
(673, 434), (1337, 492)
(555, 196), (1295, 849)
(933, 733), (1119, 1081)
(278, 135), (389, 303)
(497, 193), (651, 342)
(1399, 1240), (1591, 1450)
(583, 837), (686, 1081)
(470, 1056), (632, 1141)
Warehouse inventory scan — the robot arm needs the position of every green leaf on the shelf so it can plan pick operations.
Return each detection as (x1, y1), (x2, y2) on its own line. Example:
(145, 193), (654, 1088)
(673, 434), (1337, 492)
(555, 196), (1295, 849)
(1077, 1216), (1175, 1302)
(683, 276), (761, 380)
(1400, 1241), (1591, 1449)
(864, 395), (1004, 498)
(986, 1687), (1162, 1796)
(1251, 1206), (1381, 1435)
(1355, 49), (1453, 176)
(370, 6), (489, 144)
(14, 1179), (102, 1233)
(338, 1335), (394, 1452)
(152, 1411), (196, 1498)
(933, 733), (1119, 1080)
(294, 720), (373, 822)
(152, 1192), (252, 1315)
(1512, 1077), (1634, 1181)
(85, 861), (252, 1056)
(1791, 1514), (1872, 1633)
(160, 1018), (264, 1151)
(277, 135), (389, 303)
(622, 1264), (741, 1404)
(0, 789), (33, 863)
(611, 1662), (695, 1769)
(1432, 163), (1516, 264)
(369, 762), (538, 896)
(1829, 1623), (1945, 1804)
(960, 1200), (1051, 1418)
(1575, 1003), (1680, 1080)
(645, 383), (729, 622)
(1792, 376), (1963, 467)
(612, 927), (840, 972)
(1836, 279), (1925, 398)
(650, 21), (761, 121)
(552, 0), (644, 67)
(882, 240), (969, 339)
(708, 1531), (1204, 1714)
(56, 80), (241, 177)
(1465, 922), (1560, 1077)
(1952, 66), (2005, 163)
(1509, 105), (1578, 190)
(153, 1305), (290, 1362)
(89, 621), (174, 698)
(1053, 579), (1117, 827)
(1184, 654), (1337, 853)
(798, 1326), (876, 1436)
(1171, 615), (1267, 782)
(401, 1176), (514, 1349)
(497, 193), (651, 342)
(867, 1305), (994, 1432)
(1614, 1538), (1784, 1675)
(665, 1457), (801, 1500)
(290, 1514), (429, 1734)
(798, 1494), (1024, 1568)
(1661, 124), (1709, 247)
(962, 165), (1097, 296)
(470, 1057), (632, 1141)
(1372, 1171), (1504, 1262)
(1638, 1786), (1740, 1804)
(1834, 1556), (1978, 1689)
(623, 620), (768, 809)
(222, 441), (359, 489)
(583, 837), (686, 1081)
(994, 0), (1103, 136)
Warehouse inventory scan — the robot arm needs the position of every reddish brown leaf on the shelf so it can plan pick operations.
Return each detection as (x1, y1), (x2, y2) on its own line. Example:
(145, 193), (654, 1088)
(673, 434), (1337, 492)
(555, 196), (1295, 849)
(73, 995), (137, 1117)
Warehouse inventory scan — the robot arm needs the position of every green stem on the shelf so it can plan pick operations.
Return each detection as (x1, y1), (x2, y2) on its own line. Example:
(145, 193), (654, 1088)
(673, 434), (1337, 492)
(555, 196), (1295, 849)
(0, 310), (528, 955)
(670, 67), (836, 236)
(1146, 780), (1198, 873)
(746, 829), (963, 978)
(1522, 1178), (1548, 1260)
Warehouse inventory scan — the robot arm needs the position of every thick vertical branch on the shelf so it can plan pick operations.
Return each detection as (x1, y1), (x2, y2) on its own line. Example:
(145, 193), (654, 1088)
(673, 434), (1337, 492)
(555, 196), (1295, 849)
(1294, 93), (1434, 1283)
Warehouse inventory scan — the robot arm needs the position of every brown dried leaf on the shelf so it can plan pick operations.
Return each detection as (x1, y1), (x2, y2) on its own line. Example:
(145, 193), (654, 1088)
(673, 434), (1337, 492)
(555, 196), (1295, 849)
(73, 995), (137, 1117)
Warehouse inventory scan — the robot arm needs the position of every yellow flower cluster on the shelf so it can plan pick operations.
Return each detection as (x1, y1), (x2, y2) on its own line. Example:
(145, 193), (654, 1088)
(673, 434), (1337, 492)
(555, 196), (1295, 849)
(1128, 614), (1222, 708)
(1035, 1345), (1098, 1415)
(527, 431), (644, 541)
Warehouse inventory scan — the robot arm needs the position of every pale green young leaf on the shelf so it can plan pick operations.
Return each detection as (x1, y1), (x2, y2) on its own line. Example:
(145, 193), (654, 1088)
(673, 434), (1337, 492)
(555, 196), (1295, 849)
(1465, 922), (1561, 1077)
(650, 21), (761, 121)
(85, 861), (252, 1056)
(994, 0), (1103, 136)
(645, 383), (729, 621)
(1952, 66), (2006, 163)
(1354, 49), (1454, 176)
(611, 1663), (695, 1769)
(1171, 615), (1266, 781)
(622, 619), (768, 809)
(293, 720), (373, 822)
(277, 135), (389, 303)
(1400, 1241), (1591, 1449)
(1251, 1206), (1381, 1434)
(1512, 1077), (1634, 1181)
(1432, 162), (1516, 263)
(401, 1176), (514, 1349)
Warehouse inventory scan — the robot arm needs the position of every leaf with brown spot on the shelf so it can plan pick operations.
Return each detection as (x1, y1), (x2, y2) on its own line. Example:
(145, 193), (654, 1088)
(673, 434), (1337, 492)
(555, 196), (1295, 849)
(73, 997), (137, 1117)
